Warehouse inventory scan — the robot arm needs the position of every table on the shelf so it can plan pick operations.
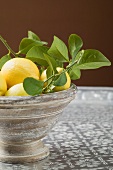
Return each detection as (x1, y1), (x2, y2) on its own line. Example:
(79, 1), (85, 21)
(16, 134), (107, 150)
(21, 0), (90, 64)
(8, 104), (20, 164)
(0, 87), (113, 170)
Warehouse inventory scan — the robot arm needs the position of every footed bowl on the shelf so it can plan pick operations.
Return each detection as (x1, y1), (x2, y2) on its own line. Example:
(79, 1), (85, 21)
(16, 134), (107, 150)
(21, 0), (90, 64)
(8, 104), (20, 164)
(0, 84), (77, 163)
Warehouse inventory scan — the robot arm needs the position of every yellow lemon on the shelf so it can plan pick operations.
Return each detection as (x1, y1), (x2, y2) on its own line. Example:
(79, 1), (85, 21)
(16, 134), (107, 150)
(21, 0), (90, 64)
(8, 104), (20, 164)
(1, 58), (40, 88)
(0, 71), (7, 96)
(5, 83), (29, 96)
(40, 69), (47, 87)
(53, 67), (71, 92)
(40, 67), (71, 91)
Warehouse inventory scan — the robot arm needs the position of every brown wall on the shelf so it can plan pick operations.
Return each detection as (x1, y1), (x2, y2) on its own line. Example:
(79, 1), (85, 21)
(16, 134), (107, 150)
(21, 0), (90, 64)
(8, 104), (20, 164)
(0, 0), (113, 86)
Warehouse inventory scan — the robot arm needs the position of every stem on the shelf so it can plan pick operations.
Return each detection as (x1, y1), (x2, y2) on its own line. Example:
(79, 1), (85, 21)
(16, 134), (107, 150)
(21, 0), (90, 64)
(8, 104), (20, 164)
(43, 74), (57, 92)
(0, 35), (18, 57)
(44, 63), (77, 84)
(66, 60), (78, 70)
(43, 60), (78, 92)
(44, 74), (55, 83)
(43, 81), (53, 92)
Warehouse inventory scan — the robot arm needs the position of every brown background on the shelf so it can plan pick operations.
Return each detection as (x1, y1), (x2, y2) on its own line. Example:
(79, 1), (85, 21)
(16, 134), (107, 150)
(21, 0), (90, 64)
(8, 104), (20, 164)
(0, 0), (113, 86)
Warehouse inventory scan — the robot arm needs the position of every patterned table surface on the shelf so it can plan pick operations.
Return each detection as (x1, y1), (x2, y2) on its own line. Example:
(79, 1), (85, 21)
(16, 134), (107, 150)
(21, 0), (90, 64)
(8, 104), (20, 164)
(0, 87), (113, 170)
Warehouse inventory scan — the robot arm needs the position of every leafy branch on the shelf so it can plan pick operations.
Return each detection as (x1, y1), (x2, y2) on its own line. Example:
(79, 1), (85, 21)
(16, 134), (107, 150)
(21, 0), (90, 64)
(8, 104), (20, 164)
(0, 31), (111, 96)
(0, 35), (18, 57)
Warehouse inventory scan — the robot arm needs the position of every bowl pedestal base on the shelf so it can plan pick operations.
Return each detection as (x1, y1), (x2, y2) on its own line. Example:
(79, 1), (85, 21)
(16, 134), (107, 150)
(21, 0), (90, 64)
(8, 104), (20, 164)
(0, 140), (49, 163)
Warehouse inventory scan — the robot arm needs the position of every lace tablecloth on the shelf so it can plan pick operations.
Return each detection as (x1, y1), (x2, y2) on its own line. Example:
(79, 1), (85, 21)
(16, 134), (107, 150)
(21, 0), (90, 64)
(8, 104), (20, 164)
(0, 87), (113, 170)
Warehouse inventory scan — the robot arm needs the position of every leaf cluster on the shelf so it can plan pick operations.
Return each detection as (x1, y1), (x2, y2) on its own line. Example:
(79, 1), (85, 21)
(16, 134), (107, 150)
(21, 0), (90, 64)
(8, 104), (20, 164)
(0, 31), (111, 96)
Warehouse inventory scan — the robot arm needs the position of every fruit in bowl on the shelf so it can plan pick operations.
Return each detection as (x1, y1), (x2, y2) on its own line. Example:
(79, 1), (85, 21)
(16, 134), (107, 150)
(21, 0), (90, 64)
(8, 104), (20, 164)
(0, 71), (7, 96)
(0, 31), (111, 97)
(0, 31), (111, 163)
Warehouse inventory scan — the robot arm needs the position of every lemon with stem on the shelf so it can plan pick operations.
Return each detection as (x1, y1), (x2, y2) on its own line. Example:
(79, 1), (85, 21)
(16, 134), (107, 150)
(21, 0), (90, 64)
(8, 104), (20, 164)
(40, 67), (71, 92)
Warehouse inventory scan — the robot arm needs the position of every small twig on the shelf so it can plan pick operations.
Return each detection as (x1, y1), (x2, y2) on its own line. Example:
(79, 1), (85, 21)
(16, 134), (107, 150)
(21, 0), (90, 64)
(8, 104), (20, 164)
(43, 61), (77, 92)
(0, 35), (18, 57)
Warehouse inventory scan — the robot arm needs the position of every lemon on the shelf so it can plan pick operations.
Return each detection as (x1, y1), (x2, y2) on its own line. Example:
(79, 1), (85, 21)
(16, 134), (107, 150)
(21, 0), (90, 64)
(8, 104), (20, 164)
(40, 69), (47, 82)
(53, 67), (71, 92)
(5, 83), (29, 96)
(0, 71), (7, 96)
(40, 67), (71, 91)
(40, 69), (48, 87)
(1, 58), (40, 88)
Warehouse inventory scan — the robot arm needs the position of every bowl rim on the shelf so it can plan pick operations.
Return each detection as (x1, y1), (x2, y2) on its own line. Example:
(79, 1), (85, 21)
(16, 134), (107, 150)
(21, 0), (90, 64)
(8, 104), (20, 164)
(0, 84), (77, 104)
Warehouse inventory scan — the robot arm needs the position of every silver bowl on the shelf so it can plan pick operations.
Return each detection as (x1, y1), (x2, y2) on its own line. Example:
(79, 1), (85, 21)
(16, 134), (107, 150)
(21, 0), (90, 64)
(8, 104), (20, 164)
(0, 84), (77, 163)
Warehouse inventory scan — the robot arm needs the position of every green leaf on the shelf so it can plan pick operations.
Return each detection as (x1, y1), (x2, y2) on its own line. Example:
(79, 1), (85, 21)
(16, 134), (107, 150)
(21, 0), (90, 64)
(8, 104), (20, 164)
(0, 54), (11, 69)
(75, 49), (111, 69)
(28, 31), (40, 40)
(23, 77), (44, 96)
(26, 46), (48, 66)
(46, 66), (53, 84)
(69, 67), (81, 80)
(56, 60), (64, 68)
(46, 66), (53, 79)
(54, 72), (67, 86)
(48, 36), (69, 62)
(19, 38), (47, 54)
(44, 53), (57, 72)
(68, 34), (83, 61)
(39, 66), (45, 75)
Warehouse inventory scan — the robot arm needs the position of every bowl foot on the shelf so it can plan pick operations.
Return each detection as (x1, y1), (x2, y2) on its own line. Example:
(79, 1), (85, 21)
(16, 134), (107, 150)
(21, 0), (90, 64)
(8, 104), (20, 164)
(0, 140), (49, 163)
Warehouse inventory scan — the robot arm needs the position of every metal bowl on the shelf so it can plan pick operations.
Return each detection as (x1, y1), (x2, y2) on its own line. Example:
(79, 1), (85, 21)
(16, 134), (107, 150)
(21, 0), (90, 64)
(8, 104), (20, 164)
(0, 84), (77, 163)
